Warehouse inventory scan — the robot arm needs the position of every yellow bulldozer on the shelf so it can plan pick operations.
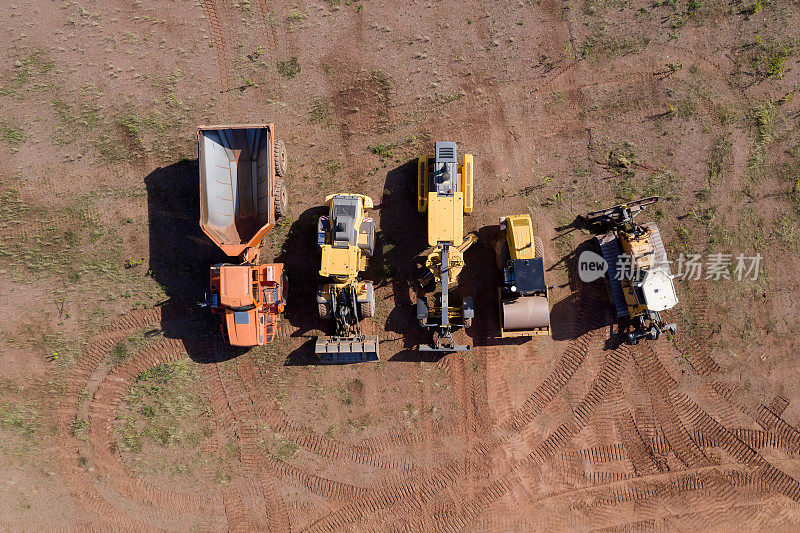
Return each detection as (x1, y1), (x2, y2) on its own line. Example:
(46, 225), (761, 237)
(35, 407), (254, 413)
(580, 196), (678, 345)
(495, 214), (551, 337)
(416, 141), (476, 352)
(315, 194), (379, 363)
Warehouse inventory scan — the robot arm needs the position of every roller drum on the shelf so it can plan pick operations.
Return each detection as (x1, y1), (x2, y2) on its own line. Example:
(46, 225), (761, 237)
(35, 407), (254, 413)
(502, 295), (549, 331)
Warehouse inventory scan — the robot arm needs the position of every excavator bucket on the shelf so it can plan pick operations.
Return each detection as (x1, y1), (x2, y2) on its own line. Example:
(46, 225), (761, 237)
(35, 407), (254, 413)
(315, 336), (379, 363)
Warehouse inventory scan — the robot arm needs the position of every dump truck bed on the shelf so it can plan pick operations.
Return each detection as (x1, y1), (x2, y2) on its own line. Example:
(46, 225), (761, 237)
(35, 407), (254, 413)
(198, 124), (275, 257)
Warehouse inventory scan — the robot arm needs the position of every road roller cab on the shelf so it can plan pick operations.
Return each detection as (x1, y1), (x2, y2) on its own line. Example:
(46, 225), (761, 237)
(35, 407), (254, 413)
(496, 215), (551, 337)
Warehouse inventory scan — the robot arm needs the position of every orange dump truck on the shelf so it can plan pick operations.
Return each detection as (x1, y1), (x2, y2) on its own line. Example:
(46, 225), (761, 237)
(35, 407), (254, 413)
(198, 124), (288, 347)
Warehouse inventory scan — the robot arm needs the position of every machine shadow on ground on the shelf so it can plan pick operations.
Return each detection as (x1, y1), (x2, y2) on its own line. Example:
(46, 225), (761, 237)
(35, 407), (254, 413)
(145, 160), (245, 364)
(375, 160), (442, 361)
(548, 233), (617, 344)
(277, 205), (329, 366)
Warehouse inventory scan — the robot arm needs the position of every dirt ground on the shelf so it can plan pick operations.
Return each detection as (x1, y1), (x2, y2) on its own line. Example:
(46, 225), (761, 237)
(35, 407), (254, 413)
(2, 0), (800, 530)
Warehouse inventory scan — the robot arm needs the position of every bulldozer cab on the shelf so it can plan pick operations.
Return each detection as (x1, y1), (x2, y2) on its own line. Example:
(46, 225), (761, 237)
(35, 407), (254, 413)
(634, 268), (678, 312)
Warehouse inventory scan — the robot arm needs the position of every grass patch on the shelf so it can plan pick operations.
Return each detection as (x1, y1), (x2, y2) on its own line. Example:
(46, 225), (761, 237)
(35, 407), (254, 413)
(72, 417), (89, 440)
(309, 99), (331, 125)
(109, 326), (162, 367)
(775, 214), (800, 248)
(708, 134), (732, 186)
(368, 142), (397, 159)
(0, 401), (39, 437)
(581, 32), (649, 61)
(276, 57), (301, 79)
(0, 121), (26, 147)
(0, 184), (125, 284)
(274, 436), (298, 461)
(116, 358), (211, 451)
(765, 44), (792, 79)
(0, 50), (56, 99)
(745, 102), (778, 183)
(750, 102), (777, 144)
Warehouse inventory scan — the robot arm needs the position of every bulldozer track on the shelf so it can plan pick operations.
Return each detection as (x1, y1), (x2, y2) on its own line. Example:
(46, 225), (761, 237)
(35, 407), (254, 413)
(670, 390), (800, 503)
(503, 316), (604, 432)
(611, 403), (666, 476)
(630, 343), (711, 469)
(522, 344), (631, 468)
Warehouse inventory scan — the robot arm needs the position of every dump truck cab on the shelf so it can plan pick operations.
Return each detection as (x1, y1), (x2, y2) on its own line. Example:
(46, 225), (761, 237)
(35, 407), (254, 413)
(198, 124), (288, 348)
(315, 194), (378, 363)
(209, 263), (285, 346)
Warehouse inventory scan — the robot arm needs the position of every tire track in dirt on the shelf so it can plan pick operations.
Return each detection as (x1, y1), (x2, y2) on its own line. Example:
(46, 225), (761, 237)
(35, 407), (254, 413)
(199, 0), (232, 89)
(202, 352), (286, 532)
(312, 343), (633, 532)
(57, 305), (226, 530)
(234, 358), (424, 473)
(503, 305), (606, 433)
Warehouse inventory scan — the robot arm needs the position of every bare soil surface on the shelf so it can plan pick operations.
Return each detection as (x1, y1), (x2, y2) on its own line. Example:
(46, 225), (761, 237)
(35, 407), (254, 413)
(2, 0), (800, 530)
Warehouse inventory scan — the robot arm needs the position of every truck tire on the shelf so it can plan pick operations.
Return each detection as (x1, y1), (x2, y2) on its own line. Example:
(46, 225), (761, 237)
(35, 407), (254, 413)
(534, 236), (544, 260)
(274, 178), (288, 218)
(274, 139), (287, 177)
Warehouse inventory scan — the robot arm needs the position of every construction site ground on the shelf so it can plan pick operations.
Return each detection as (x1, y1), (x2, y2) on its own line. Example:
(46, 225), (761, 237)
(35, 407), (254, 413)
(2, 0), (800, 530)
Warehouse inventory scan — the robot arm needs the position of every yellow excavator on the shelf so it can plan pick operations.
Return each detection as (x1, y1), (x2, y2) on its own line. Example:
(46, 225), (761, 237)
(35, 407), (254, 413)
(495, 214), (551, 337)
(315, 194), (379, 363)
(416, 141), (476, 352)
(581, 196), (678, 345)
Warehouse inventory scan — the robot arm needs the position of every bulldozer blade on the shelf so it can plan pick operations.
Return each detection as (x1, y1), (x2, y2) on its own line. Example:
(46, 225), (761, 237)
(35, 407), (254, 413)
(315, 335), (379, 364)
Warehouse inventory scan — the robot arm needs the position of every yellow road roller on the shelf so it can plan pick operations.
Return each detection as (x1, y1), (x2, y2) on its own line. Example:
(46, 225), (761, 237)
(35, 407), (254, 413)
(495, 214), (551, 337)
